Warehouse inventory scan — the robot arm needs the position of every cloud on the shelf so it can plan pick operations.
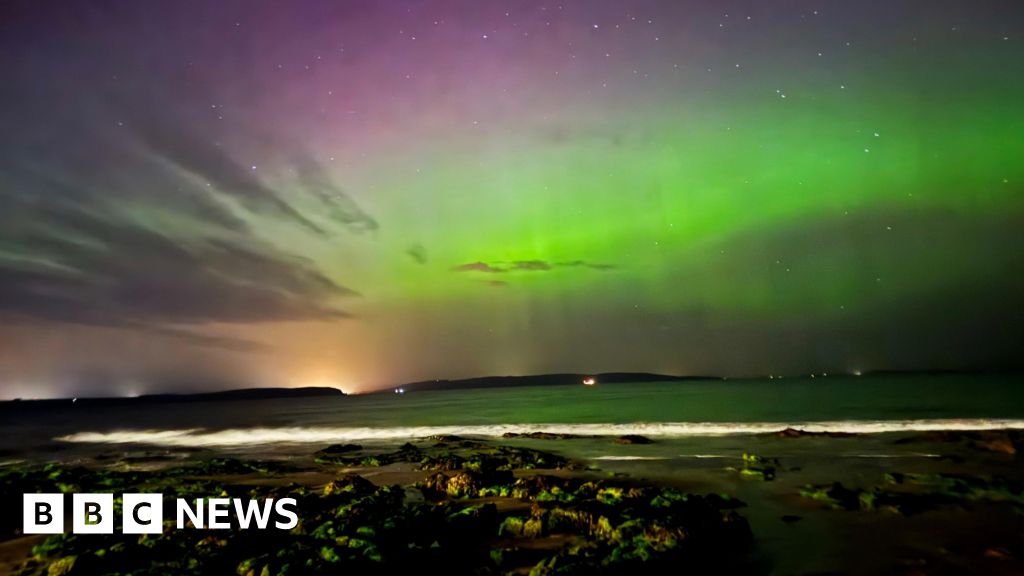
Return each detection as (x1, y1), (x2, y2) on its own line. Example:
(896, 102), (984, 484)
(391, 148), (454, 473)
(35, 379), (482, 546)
(112, 85), (378, 240)
(509, 260), (551, 271)
(128, 110), (330, 236)
(0, 71), (381, 356)
(452, 259), (616, 275)
(0, 197), (356, 336)
(406, 243), (428, 265)
(557, 260), (618, 270)
(295, 159), (379, 234)
(453, 261), (506, 273)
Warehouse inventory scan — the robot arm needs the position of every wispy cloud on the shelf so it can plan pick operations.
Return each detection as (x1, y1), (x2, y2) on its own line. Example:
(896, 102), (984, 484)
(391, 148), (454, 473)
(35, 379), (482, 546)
(406, 243), (428, 265)
(295, 158), (379, 235)
(452, 259), (617, 275)
(0, 196), (356, 346)
(129, 110), (330, 236)
(452, 261), (506, 273)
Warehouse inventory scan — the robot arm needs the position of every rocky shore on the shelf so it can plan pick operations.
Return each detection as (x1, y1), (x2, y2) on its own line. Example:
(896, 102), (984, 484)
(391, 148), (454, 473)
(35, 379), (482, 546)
(3, 429), (1024, 575)
(1, 437), (753, 575)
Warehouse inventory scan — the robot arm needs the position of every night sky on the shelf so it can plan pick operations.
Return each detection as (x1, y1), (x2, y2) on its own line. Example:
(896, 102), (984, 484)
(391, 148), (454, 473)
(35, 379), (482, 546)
(1, 1), (1022, 398)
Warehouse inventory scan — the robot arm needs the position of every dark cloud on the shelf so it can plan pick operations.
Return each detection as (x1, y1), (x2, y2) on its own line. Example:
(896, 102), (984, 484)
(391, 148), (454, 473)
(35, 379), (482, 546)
(295, 159), (379, 234)
(558, 260), (618, 270)
(0, 197), (355, 337)
(127, 109), (330, 237)
(406, 244), (428, 265)
(510, 260), (552, 271)
(453, 261), (506, 273)
(127, 324), (271, 353)
(0, 73), (372, 353)
(452, 259), (617, 274)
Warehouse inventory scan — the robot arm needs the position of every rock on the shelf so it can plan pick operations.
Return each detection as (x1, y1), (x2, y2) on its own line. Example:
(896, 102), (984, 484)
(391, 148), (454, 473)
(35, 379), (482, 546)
(800, 482), (861, 510)
(511, 475), (569, 499)
(417, 470), (512, 499)
(323, 474), (376, 497)
(418, 452), (466, 471)
(502, 431), (582, 440)
(773, 427), (855, 438)
(884, 472), (1024, 506)
(46, 557), (76, 576)
(547, 507), (597, 534)
(7, 441), (755, 575)
(801, 475), (979, 515)
(499, 516), (527, 537)
(738, 453), (779, 481)
(614, 435), (654, 445)
(446, 471), (485, 498)
(523, 516), (546, 538)
(781, 515), (802, 523)
(739, 468), (775, 481)
(427, 434), (465, 442)
(317, 443), (363, 454)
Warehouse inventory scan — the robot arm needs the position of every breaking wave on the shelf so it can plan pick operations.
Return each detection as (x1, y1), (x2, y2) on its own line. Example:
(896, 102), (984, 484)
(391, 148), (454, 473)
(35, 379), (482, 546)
(55, 418), (1024, 448)
(591, 456), (670, 461)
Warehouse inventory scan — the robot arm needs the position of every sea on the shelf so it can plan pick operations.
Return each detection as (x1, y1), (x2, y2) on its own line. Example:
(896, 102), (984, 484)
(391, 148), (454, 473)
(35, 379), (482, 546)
(3, 373), (1023, 461)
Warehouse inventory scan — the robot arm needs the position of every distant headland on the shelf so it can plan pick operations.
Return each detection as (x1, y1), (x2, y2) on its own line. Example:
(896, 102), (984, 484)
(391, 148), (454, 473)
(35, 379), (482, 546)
(378, 372), (718, 394)
(0, 386), (345, 407)
(3, 369), (1010, 405)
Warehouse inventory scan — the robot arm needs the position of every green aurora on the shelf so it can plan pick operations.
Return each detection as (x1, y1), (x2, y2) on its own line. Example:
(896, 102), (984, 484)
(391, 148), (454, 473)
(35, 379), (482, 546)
(0, 1), (1022, 396)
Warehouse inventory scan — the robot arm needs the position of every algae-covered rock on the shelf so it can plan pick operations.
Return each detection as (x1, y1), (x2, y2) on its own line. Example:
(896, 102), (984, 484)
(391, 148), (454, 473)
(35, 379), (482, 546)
(738, 452), (779, 481)
(499, 516), (527, 537)
(317, 444), (362, 455)
(773, 427), (855, 439)
(884, 472), (1024, 504)
(739, 467), (775, 481)
(417, 471), (487, 498)
(805, 472), (1024, 517)
(323, 474), (376, 497)
(800, 482), (861, 510)
(427, 434), (465, 443)
(510, 475), (568, 500)
(6, 441), (754, 576)
(502, 432), (582, 440)
(46, 556), (76, 576)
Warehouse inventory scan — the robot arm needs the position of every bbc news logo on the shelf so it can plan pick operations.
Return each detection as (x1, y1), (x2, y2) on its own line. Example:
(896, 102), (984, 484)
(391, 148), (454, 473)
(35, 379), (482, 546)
(23, 494), (298, 534)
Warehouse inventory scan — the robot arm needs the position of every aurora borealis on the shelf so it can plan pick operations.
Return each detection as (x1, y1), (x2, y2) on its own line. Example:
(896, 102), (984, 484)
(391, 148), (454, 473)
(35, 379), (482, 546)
(1, 1), (1022, 398)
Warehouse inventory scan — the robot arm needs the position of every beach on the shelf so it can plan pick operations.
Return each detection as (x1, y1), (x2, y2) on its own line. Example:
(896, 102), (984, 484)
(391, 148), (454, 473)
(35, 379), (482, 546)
(3, 375), (1024, 574)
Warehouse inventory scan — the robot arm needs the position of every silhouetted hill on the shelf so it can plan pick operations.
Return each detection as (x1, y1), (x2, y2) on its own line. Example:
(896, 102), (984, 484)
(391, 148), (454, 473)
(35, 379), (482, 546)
(1, 387), (344, 408)
(383, 372), (716, 393)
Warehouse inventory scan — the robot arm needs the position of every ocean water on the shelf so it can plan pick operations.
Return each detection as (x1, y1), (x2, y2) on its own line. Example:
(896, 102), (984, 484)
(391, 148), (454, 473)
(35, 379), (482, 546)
(2, 373), (1022, 456)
